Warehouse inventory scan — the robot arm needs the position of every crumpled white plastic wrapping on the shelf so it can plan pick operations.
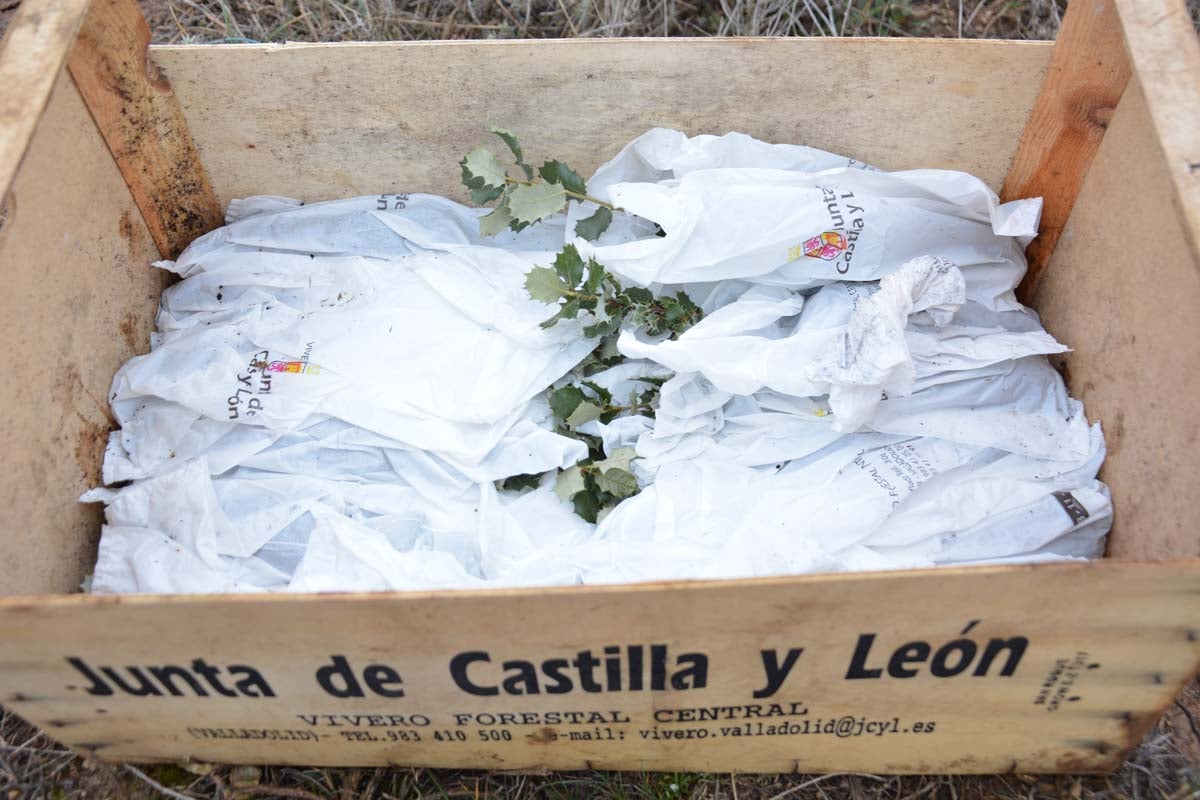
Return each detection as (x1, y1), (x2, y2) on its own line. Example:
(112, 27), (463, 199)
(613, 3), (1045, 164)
(85, 128), (1107, 595)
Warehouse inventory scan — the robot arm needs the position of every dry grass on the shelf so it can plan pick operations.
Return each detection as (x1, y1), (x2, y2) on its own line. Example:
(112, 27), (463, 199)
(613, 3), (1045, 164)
(138, 0), (1200, 44)
(142, 0), (1074, 43)
(2, 0), (1199, 797)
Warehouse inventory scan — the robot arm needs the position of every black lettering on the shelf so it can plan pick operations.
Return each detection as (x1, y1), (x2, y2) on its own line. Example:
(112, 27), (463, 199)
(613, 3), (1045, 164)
(974, 637), (1028, 677)
(450, 652), (497, 696)
(501, 661), (540, 695)
(845, 634), (884, 679)
(316, 655), (364, 699)
(66, 657), (113, 696)
(363, 664), (404, 698)
(149, 666), (208, 696)
(541, 658), (572, 694)
(887, 642), (931, 678)
(754, 648), (804, 698)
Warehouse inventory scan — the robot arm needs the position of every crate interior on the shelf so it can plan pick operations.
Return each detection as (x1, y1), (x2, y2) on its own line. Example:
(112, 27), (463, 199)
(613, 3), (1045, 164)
(1, 36), (1195, 599)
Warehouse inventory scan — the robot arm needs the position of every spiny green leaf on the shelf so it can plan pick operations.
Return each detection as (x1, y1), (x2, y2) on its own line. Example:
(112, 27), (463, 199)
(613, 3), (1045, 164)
(491, 128), (524, 164)
(538, 299), (580, 329)
(565, 401), (603, 428)
(582, 318), (619, 339)
(595, 467), (638, 498)
(479, 203), (514, 237)
(501, 473), (541, 492)
(580, 380), (613, 404)
(584, 258), (605, 294)
(572, 489), (601, 523)
(575, 206), (613, 241)
(594, 446), (637, 473)
(555, 465), (586, 501)
(552, 244), (586, 288)
(508, 181), (567, 226)
(469, 183), (505, 206)
(549, 385), (586, 420)
(539, 160), (587, 197)
(461, 147), (509, 191)
(525, 266), (569, 304)
(624, 286), (654, 304)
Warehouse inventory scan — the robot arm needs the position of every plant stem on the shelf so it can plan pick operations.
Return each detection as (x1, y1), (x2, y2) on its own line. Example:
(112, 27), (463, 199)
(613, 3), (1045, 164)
(504, 176), (621, 211)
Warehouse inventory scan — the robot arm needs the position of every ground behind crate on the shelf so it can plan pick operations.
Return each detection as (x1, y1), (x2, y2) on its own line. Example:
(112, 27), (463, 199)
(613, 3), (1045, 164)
(2, 0), (1199, 796)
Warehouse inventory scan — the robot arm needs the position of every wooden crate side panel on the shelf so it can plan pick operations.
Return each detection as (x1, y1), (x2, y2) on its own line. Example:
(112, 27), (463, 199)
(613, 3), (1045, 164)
(0, 0), (92, 200)
(150, 38), (1050, 205)
(67, 0), (223, 259)
(1000, 0), (1130, 302)
(1, 560), (1197, 773)
(0, 71), (166, 595)
(1114, 0), (1200, 259)
(1032, 78), (1200, 561)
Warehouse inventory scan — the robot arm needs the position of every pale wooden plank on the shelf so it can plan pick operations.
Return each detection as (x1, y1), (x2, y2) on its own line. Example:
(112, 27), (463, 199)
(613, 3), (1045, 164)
(0, 0), (92, 200)
(1, 559), (1197, 772)
(1000, 0), (1131, 303)
(1114, 0), (1200, 259)
(1033, 79), (1200, 561)
(0, 71), (166, 596)
(68, 0), (222, 258)
(151, 38), (1052, 205)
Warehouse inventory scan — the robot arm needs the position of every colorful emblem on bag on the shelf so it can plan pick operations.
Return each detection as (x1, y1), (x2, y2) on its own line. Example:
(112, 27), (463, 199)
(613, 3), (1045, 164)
(802, 230), (848, 261)
(265, 360), (321, 375)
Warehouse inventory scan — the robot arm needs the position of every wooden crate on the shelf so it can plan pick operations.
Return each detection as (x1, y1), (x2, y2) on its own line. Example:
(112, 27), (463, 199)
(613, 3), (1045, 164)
(0, 0), (1197, 774)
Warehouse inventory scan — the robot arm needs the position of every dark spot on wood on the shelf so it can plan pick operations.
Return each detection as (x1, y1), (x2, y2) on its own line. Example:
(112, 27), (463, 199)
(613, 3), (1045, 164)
(46, 719), (81, 728)
(524, 727), (556, 744)
(119, 311), (141, 351)
(75, 419), (110, 487)
(96, 708), (108, 714)
(1153, 673), (1164, 684)
(1187, 629), (1197, 642)
(7, 693), (35, 702)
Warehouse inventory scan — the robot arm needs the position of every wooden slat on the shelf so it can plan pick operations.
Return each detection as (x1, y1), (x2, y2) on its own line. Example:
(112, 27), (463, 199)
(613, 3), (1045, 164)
(0, 70), (166, 596)
(1, 559), (1198, 772)
(1031, 80), (1200, 561)
(152, 38), (1052, 204)
(1002, 0), (1131, 303)
(1113, 0), (1200, 257)
(67, 0), (222, 258)
(0, 0), (93, 200)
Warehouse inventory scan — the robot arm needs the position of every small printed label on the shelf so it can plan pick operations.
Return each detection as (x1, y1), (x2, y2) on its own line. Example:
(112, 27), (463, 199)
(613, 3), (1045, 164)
(1052, 491), (1090, 525)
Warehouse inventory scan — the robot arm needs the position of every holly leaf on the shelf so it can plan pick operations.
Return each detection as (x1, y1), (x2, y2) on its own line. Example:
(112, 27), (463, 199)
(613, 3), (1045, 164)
(580, 380), (613, 404)
(552, 244), (586, 288)
(491, 128), (524, 164)
(554, 465), (586, 501)
(469, 183), (505, 205)
(584, 258), (605, 294)
(565, 401), (603, 427)
(461, 147), (509, 191)
(575, 206), (613, 241)
(624, 286), (654, 304)
(549, 385), (586, 420)
(539, 160), (587, 197)
(595, 467), (638, 498)
(540, 299), (580, 329)
(594, 446), (637, 473)
(508, 181), (567, 226)
(501, 473), (541, 492)
(479, 203), (514, 237)
(525, 266), (569, 304)
(572, 490), (601, 523)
